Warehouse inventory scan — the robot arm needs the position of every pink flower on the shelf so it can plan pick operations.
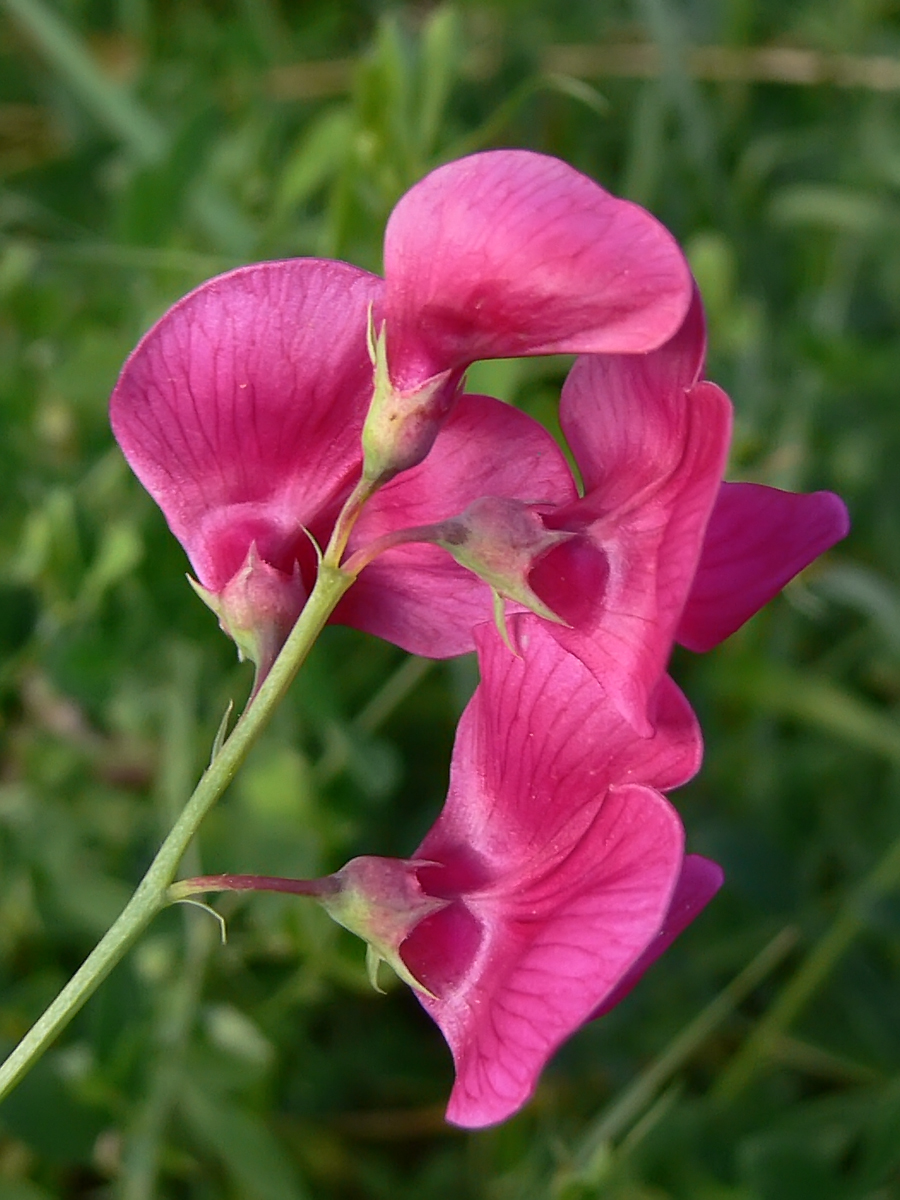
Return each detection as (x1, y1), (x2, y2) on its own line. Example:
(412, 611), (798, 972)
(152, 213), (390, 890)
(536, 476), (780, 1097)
(384, 151), (691, 378)
(352, 617), (713, 1128)
(110, 260), (575, 678)
(364, 150), (694, 478)
(110, 259), (380, 676)
(111, 150), (693, 672)
(343, 291), (849, 731)
(169, 616), (718, 1127)
(111, 167), (847, 709)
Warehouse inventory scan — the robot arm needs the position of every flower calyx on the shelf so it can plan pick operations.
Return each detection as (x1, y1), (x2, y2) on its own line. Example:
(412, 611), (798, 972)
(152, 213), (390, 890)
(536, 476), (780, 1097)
(321, 856), (449, 998)
(360, 315), (462, 487)
(432, 497), (574, 637)
(189, 542), (306, 684)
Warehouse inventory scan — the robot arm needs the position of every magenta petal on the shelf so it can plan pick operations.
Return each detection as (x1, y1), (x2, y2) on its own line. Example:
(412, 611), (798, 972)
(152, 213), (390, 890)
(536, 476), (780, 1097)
(111, 259), (382, 589)
(559, 286), (708, 497)
(591, 854), (723, 1019)
(440, 619), (704, 836)
(677, 482), (851, 651)
(408, 784), (685, 1128)
(335, 395), (578, 657)
(383, 150), (692, 388)
(544, 292), (728, 730)
(396, 617), (697, 1126)
(550, 369), (732, 732)
(640, 676), (704, 791)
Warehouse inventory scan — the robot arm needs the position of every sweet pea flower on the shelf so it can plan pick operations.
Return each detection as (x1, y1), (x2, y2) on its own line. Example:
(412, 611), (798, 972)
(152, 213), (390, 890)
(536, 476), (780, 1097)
(110, 259), (379, 677)
(110, 259), (575, 680)
(172, 617), (718, 1127)
(111, 197), (846, 707)
(362, 149), (694, 481)
(111, 147), (691, 677)
(343, 291), (849, 731)
(398, 617), (712, 1126)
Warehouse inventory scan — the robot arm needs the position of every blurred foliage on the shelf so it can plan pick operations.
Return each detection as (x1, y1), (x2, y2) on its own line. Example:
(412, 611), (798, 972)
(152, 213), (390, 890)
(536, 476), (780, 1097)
(1, 0), (900, 1196)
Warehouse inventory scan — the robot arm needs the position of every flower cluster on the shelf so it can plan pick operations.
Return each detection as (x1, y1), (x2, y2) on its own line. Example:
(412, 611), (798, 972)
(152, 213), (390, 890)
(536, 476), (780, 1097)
(112, 150), (848, 1127)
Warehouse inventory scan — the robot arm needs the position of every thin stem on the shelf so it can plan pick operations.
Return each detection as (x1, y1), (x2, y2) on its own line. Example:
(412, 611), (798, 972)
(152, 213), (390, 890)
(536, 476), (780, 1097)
(169, 874), (334, 900)
(342, 522), (442, 577)
(714, 826), (900, 1101)
(0, 560), (355, 1102)
(324, 476), (378, 569)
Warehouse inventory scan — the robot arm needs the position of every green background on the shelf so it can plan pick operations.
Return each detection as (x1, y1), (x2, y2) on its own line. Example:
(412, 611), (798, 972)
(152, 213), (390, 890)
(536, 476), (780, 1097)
(1, 0), (900, 1195)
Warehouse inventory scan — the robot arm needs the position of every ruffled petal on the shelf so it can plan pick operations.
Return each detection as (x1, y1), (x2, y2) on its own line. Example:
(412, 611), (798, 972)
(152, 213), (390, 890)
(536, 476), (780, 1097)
(405, 783), (685, 1128)
(396, 616), (697, 1128)
(591, 853), (723, 1019)
(383, 150), (693, 389)
(558, 285), (708, 496)
(548, 370), (732, 732)
(423, 619), (702, 866)
(536, 290), (728, 730)
(111, 259), (382, 589)
(677, 483), (851, 651)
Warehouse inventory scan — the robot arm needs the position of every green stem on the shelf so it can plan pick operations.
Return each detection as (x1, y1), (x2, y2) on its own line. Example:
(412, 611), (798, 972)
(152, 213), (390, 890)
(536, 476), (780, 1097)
(342, 522), (441, 577)
(324, 476), (377, 569)
(714, 827), (900, 1101)
(0, 560), (355, 1103)
(169, 874), (332, 900)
